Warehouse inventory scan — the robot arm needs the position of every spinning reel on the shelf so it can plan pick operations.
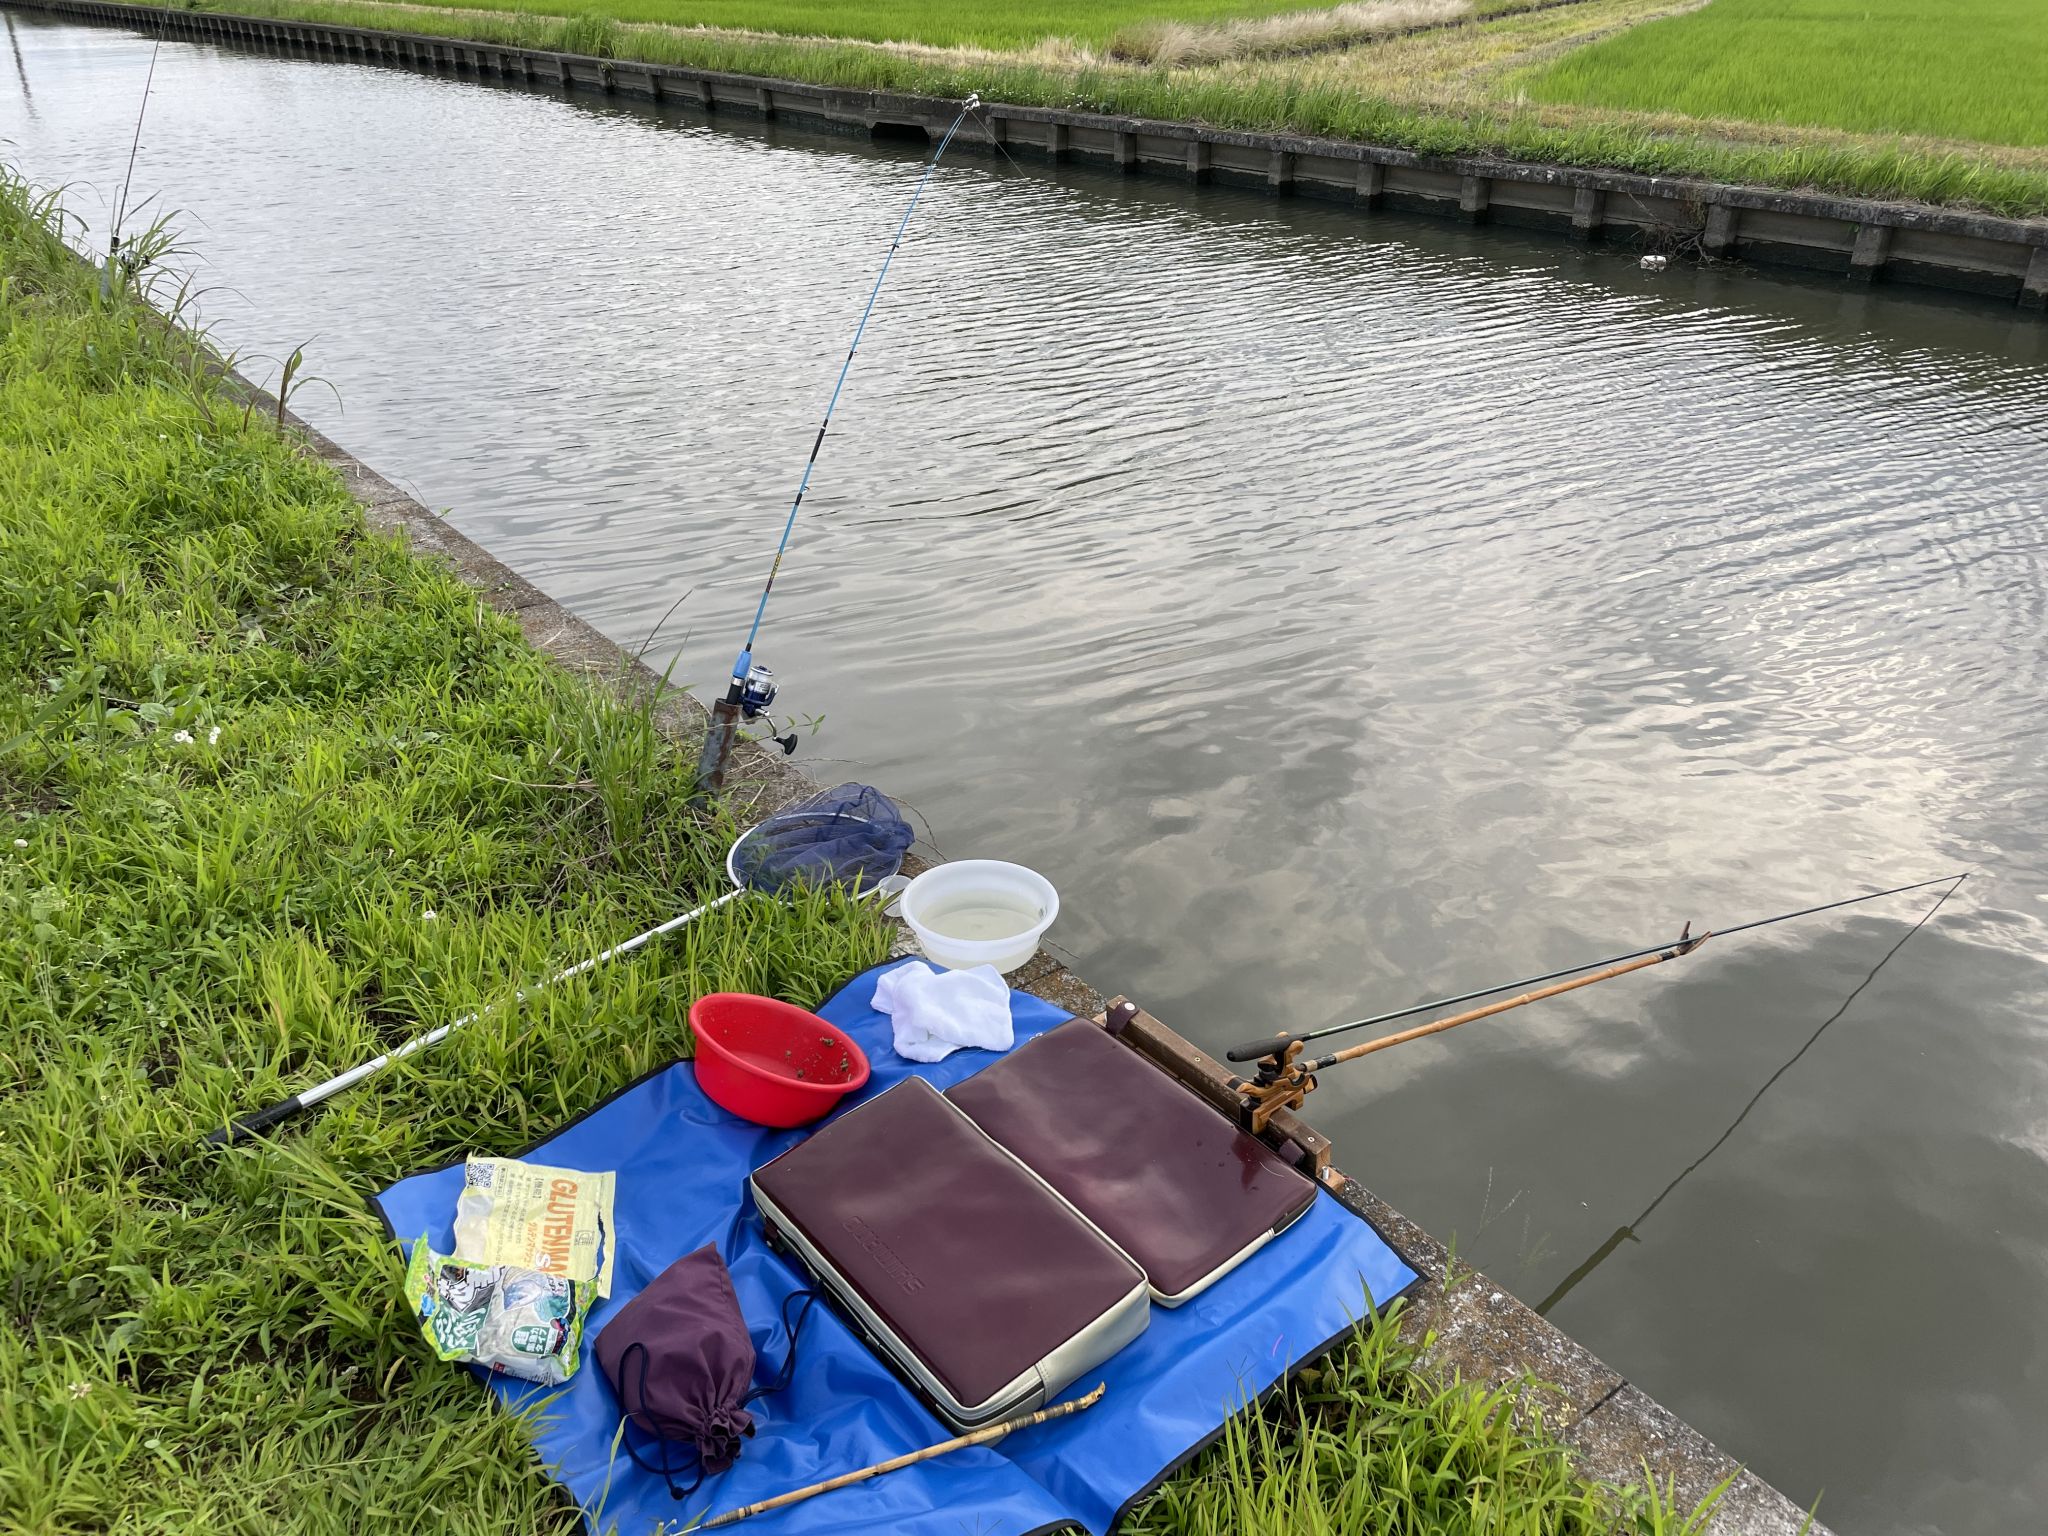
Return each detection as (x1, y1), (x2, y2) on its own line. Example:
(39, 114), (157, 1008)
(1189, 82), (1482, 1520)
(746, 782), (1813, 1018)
(740, 662), (799, 754)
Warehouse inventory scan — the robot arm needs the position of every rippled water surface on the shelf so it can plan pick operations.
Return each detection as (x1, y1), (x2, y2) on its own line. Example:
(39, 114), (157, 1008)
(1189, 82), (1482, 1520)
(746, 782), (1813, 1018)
(6, 12), (2048, 1529)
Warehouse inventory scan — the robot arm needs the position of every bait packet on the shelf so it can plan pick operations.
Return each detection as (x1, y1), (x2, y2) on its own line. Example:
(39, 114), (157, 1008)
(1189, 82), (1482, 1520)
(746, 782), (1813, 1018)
(452, 1156), (616, 1297)
(405, 1238), (595, 1386)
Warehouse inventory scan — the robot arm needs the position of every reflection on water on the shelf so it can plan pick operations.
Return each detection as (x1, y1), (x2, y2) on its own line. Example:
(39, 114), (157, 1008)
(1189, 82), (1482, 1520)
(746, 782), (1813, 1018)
(5, 14), (2047, 1531)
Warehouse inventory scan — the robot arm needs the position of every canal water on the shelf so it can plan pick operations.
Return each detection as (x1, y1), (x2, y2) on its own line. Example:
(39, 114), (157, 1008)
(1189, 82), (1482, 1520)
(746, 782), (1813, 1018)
(5, 11), (2045, 1528)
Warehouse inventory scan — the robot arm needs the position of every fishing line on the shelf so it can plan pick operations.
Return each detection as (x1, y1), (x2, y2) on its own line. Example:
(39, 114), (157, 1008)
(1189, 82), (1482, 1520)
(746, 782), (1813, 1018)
(695, 93), (982, 793)
(964, 100), (1031, 179)
(1534, 870), (1968, 1315)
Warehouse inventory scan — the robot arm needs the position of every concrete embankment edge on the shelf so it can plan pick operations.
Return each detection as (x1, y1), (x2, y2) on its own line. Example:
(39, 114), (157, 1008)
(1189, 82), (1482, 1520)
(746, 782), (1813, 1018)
(197, 366), (1831, 1536)
(14, 0), (2048, 311)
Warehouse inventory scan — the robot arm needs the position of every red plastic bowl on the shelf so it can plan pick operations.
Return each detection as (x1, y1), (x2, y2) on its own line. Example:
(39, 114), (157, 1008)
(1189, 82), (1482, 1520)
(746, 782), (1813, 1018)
(690, 993), (871, 1128)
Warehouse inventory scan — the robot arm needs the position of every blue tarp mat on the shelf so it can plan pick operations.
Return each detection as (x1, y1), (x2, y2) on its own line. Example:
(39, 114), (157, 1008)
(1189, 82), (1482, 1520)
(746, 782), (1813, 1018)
(375, 960), (1418, 1536)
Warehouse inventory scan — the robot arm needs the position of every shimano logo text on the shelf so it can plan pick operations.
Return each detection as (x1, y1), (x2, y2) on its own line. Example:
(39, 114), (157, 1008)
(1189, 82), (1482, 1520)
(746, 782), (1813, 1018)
(842, 1217), (924, 1294)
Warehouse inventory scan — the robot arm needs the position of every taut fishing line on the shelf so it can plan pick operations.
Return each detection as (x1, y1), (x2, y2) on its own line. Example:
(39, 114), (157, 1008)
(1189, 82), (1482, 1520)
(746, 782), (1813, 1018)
(1535, 870), (1969, 1315)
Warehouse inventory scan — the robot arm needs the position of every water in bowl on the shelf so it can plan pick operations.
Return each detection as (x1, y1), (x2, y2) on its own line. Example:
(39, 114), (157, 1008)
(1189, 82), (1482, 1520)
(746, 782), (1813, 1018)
(920, 895), (1041, 943)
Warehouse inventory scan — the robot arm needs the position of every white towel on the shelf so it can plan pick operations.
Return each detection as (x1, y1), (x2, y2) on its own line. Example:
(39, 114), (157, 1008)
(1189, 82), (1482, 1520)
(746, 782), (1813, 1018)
(873, 961), (1015, 1064)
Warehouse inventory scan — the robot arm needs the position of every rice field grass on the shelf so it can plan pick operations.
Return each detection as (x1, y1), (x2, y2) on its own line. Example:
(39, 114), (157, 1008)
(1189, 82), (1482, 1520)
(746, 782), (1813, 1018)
(0, 170), (1723, 1535)
(1521, 0), (2048, 150)
(367, 0), (1491, 59)
(370, 0), (1333, 50)
(247, 0), (1569, 61)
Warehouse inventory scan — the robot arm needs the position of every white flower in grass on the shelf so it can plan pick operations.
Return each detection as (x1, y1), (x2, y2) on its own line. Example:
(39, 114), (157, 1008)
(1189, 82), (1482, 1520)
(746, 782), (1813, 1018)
(422, 910), (438, 922)
(170, 729), (194, 746)
(68, 1381), (91, 1400)
(208, 726), (221, 746)
(10, 839), (24, 849)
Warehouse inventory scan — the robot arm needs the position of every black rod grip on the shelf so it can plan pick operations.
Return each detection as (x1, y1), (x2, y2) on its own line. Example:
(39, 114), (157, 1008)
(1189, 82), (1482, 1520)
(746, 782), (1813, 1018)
(203, 1094), (307, 1147)
(1225, 1034), (1302, 1063)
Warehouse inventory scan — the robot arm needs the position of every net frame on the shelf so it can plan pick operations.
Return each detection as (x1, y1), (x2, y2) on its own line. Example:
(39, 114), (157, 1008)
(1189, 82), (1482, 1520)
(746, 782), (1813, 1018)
(724, 783), (913, 898)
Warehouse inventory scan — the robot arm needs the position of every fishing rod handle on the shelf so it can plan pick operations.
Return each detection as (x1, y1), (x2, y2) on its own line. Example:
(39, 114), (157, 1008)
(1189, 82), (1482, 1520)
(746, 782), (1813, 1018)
(203, 1093), (308, 1147)
(1226, 1033), (1303, 1063)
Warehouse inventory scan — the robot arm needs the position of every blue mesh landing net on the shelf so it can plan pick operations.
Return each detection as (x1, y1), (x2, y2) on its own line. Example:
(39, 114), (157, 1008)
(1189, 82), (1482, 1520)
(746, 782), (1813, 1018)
(729, 784), (914, 896)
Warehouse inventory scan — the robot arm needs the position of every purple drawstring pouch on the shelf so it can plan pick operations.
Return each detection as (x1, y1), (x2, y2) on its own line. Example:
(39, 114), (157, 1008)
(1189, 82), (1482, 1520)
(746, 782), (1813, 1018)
(596, 1244), (814, 1499)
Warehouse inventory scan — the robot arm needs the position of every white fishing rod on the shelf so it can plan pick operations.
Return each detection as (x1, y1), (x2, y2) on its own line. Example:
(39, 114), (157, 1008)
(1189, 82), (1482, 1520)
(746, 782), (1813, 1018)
(204, 883), (747, 1147)
(205, 795), (911, 1146)
(695, 93), (982, 792)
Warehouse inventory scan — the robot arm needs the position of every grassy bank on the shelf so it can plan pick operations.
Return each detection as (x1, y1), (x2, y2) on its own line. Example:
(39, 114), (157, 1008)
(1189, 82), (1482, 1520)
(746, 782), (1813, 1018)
(149, 0), (2048, 216)
(1128, 1303), (1726, 1535)
(1, 171), (1722, 1532)
(268, 0), (1537, 52)
(0, 174), (893, 1528)
(1522, 0), (2048, 150)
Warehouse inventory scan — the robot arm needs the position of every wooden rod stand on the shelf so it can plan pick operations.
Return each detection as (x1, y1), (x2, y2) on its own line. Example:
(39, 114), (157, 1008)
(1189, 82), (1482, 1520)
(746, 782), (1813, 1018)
(1094, 996), (1332, 1175)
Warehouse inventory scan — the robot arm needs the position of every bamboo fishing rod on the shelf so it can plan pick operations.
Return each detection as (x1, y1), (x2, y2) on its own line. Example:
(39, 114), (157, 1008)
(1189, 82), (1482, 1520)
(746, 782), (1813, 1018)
(1224, 873), (1968, 1131)
(698, 1383), (1105, 1528)
(1224, 873), (1970, 1066)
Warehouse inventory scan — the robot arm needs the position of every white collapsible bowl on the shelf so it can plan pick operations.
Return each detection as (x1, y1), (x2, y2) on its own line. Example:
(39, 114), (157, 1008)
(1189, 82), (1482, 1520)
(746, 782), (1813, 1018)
(900, 860), (1059, 973)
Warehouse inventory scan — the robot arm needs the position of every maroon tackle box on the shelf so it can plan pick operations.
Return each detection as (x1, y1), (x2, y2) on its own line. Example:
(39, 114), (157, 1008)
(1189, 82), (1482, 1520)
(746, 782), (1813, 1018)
(947, 1019), (1317, 1305)
(749, 1076), (1149, 1431)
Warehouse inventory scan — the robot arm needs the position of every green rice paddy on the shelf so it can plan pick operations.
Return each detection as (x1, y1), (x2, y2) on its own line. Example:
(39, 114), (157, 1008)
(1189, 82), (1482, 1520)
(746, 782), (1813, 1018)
(1521, 0), (2048, 149)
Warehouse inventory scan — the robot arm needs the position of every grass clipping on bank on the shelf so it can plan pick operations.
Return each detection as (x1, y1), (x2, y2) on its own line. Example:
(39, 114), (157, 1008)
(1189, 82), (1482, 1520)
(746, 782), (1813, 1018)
(0, 172), (1721, 1533)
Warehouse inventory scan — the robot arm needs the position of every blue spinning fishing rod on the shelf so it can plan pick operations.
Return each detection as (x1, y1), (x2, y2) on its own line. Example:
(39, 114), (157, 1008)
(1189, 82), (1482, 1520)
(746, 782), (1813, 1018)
(695, 93), (983, 793)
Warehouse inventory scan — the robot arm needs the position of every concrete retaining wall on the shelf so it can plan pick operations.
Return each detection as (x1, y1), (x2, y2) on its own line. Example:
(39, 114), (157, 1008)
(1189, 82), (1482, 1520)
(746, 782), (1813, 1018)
(16, 0), (2048, 311)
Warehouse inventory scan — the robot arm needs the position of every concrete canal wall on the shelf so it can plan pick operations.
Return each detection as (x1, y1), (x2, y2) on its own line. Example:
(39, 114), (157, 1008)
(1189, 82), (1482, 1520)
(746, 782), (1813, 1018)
(16, 0), (2048, 311)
